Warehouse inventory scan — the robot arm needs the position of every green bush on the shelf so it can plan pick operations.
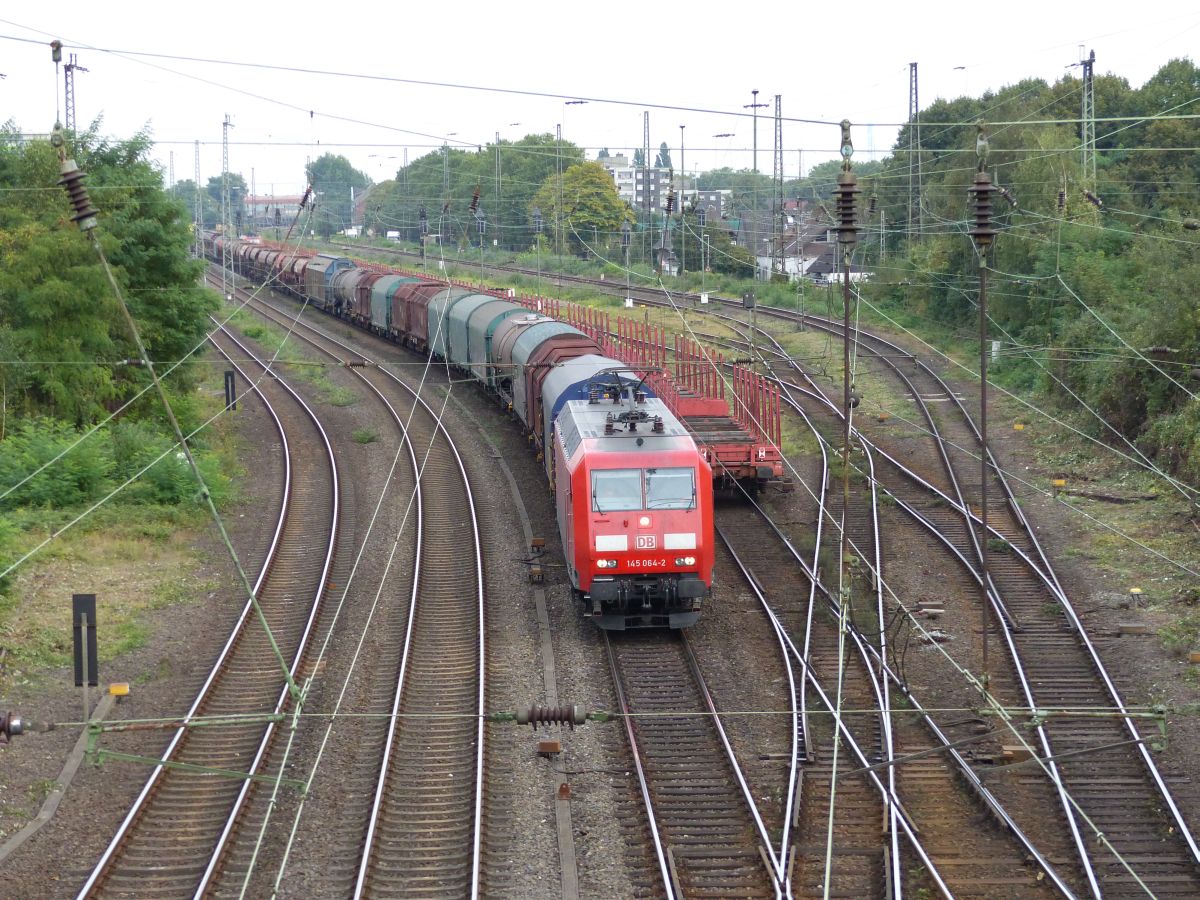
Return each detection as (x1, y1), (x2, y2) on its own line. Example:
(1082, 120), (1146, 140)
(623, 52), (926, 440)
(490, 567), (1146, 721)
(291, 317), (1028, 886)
(1139, 398), (1200, 486)
(0, 418), (229, 511)
(0, 515), (18, 593)
(0, 418), (113, 508)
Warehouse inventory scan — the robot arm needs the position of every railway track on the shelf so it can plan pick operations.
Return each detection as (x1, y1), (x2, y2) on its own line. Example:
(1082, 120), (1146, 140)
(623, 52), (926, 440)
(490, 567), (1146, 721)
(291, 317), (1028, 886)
(223, 284), (488, 897)
(229, 247), (1199, 894)
(720, 505), (890, 899)
(605, 631), (782, 898)
(761, 313), (1200, 896)
(79, 322), (340, 897)
(725, 393), (1070, 896)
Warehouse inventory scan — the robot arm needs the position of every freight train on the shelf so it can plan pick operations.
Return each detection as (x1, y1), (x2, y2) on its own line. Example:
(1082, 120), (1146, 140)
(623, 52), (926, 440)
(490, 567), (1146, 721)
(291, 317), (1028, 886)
(205, 235), (714, 629)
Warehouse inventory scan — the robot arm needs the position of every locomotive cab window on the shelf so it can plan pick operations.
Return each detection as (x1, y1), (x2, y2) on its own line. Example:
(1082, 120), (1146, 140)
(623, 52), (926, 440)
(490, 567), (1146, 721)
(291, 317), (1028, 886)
(646, 467), (696, 510)
(592, 468), (642, 512)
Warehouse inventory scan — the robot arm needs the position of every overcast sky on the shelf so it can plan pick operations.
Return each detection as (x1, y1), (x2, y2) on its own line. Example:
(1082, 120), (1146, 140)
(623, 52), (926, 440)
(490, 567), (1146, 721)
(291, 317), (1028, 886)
(2, 2), (1197, 198)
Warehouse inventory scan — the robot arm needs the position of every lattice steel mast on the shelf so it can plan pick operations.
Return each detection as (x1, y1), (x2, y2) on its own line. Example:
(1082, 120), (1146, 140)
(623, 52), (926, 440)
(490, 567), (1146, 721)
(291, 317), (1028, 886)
(772, 95), (783, 278)
(63, 53), (87, 133)
(1080, 50), (1096, 190)
(908, 62), (922, 241)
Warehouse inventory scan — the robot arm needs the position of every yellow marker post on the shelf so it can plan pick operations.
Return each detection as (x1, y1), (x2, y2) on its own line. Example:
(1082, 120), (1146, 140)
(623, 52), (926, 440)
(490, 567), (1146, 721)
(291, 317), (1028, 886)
(1052, 478), (1066, 496)
(1013, 422), (1025, 431)
(1129, 587), (1144, 608)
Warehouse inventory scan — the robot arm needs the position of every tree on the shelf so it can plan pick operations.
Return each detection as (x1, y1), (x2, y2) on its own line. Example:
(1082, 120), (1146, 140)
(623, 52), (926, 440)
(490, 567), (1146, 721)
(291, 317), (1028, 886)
(169, 178), (218, 229)
(204, 173), (247, 231)
(0, 126), (214, 424)
(370, 132), (581, 250)
(633, 148), (646, 168)
(676, 213), (752, 277)
(654, 142), (672, 170)
(530, 161), (634, 257)
(598, 148), (610, 159)
(305, 153), (372, 238)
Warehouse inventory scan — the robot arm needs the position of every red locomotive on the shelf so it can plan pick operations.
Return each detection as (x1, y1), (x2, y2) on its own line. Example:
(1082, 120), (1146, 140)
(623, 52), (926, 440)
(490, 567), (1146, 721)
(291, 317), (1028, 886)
(553, 373), (714, 629)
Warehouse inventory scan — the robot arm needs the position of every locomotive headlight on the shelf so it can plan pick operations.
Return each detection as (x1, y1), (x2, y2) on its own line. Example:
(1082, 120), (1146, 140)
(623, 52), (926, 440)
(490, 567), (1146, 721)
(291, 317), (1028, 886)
(638, 515), (651, 527)
(597, 559), (618, 569)
(674, 556), (696, 566)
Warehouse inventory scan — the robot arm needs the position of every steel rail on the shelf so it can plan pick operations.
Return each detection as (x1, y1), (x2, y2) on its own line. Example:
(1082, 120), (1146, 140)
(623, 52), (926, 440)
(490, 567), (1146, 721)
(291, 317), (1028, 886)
(678, 633), (789, 893)
(78, 315), (339, 898)
(763, 331), (1098, 894)
(720, 537), (954, 899)
(603, 634), (677, 900)
(769, 355), (903, 898)
(200, 292), (417, 894)
(352, 246), (1197, 876)
(737, 439), (1078, 898)
(237, 291), (488, 896)
(192, 321), (344, 897)
(767, 313), (1200, 887)
(711, 315), (1079, 895)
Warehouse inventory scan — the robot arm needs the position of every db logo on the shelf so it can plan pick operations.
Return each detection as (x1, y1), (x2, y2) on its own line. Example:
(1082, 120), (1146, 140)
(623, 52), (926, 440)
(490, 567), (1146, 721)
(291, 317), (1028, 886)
(636, 535), (657, 549)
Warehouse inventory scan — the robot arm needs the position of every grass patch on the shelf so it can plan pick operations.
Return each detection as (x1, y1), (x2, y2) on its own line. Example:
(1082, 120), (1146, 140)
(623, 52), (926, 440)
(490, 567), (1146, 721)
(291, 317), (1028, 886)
(0, 511), (211, 682)
(323, 385), (358, 407)
(352, 429), (379, 444)
(223, 305), (359, 408)
(1162, 614), (1200, 658)
(28, 778), (57, 804)
(0, 365), (242, 690)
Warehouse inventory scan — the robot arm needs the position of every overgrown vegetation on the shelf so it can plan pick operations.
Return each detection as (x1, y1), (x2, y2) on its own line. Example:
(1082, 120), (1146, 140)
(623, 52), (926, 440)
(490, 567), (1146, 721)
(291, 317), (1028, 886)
(0, 122), (224, 622)
(854, 59), (1200, 485)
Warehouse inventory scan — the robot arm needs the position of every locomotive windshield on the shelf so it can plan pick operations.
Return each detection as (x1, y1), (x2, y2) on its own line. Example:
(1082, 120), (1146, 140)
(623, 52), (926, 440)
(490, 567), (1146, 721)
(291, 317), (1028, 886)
(592, 467), (696, 512)
(592, 469), (642, 512)
(646, 467), (696, 509)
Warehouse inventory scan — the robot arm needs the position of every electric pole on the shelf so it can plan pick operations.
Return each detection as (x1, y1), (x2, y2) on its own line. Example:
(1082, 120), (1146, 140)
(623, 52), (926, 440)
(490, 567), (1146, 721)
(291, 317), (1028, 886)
(968, 123), (997, 692)
(556, 123), (563, 259)
(643, 111), (651, 264)
(908, 63), (922, 242)
(63, 53), (87, 133)
(773, 95), (783, 280)
(829, 134), (862, 899)
(834, 119), (861, 590)
(679, 124), (686, 276)
(194, 139), (202, 257)
(744, 89), (769, 278)
(222, 114), (233, 298)
(495, 131), (502, 248)
(1080, 49), (1096, 191)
